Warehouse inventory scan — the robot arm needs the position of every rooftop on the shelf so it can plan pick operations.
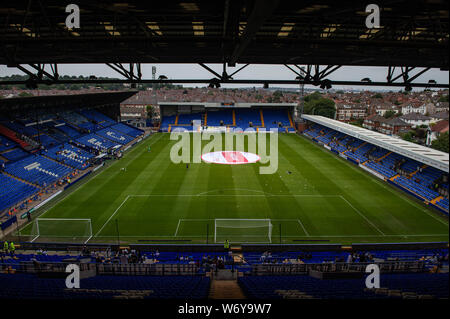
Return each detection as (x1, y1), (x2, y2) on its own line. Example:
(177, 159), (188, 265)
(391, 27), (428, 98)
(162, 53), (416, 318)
(302, 114), (449, 172)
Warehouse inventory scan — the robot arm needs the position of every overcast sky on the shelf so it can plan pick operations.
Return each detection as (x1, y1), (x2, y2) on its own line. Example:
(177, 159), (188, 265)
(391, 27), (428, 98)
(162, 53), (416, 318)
(1, 63), (448, 91)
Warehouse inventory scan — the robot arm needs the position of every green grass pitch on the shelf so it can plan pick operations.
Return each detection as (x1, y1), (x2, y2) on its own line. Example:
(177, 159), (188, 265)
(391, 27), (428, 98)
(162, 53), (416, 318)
(19, 133), (449, 245)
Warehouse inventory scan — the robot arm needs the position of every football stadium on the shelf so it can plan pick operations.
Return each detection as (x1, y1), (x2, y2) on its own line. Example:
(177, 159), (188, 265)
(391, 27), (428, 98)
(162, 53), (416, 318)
(0, 0), (448, 309)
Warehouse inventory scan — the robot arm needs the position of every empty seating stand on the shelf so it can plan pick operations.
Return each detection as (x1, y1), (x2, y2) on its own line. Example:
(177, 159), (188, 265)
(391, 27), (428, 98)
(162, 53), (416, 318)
(303, 123), (448, 212)
(238, 273), (448, 299)
(79, 109), (116, 128)
(0, 173), (39, 212)
(0, 273), (210, 299)
(43, 144), (94, 169)
(5, 154), (73, 186)
(95, 127), (134, 145)
(76, 133), (121, 151)
(111, 123), (144, 138)
(1, 148), (28, 161)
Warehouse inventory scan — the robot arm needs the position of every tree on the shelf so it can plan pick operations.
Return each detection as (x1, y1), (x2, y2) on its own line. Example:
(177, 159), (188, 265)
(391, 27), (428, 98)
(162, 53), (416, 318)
(384, 110), (396, 119)
(438, 95), (449, 102)
(431, 132), (449, 153)
(349, 119), (364, 127)
(18, 91), (33, 97)
(400, 131), (415, 142)
(372, 93), (383, 99)
(303, 92), (336, 119)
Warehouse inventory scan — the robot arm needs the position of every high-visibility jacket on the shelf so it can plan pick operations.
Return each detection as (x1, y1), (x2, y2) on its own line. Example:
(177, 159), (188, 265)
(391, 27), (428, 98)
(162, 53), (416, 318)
(3, 241), (8, 251)
(9, 242), (15, 252)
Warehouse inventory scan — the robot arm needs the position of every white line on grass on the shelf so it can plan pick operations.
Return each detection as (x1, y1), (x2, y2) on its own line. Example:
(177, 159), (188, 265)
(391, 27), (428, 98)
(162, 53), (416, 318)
(298, 134), (449, 227)
(130, 194), (342, 197)
(94, 195), (130, 237)
(297, 219), (310, 237)
(174, 219), (182, 236)
(95, 234), (448, 238)
(339, 195), (386, 236)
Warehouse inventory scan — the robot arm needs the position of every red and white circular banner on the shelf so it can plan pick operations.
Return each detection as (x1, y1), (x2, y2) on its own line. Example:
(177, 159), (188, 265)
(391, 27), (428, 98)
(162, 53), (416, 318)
(201, 151), (260, 165)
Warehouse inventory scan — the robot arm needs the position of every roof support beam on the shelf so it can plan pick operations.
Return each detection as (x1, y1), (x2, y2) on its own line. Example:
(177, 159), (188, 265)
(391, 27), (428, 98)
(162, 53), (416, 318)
(106, 63), (142, 81)
(228, 0), (279, 66)
(1, 78), (447, 88)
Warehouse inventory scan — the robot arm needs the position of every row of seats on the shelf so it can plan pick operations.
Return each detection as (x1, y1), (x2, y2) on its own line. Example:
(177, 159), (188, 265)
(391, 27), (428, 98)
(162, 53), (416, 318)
(0, 135), (16, 152)
(96, 127), (135, 145)
(242, 249), (448, 265)
(0, 273), (210, 299)
(0, 110), (142, 215)
(207, 109), (233, 126)
(435, 197), (449, 211)
(0, 148), (28, 161)
(0, 174), (39, 212)
(365, 161), (397, 178)
(5, 154), (73, 186)
(75, 133), (121, 151)
(238, 273), (448, 299)
(263, 109), (292, 128)
(79, 109), (116, 127)
(394, 176), (440, 201)
(43, 144), (94, 170)
(304, 123), (448, 209)
(161, 108), (294, 131)
(111, 123), (144, 138)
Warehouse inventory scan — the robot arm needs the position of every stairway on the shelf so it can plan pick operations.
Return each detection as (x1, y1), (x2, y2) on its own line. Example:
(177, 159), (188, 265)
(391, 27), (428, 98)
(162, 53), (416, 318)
(209, 277), (246, 299)
(430, 196), (444, 205)
(259, 109), (265, 127)
(287, 110), (294, 127)
(353, 141), (367, 151)
(0, 124), (30, 149)
(376, 151), (392, 162)
(410, 164), (427, 178)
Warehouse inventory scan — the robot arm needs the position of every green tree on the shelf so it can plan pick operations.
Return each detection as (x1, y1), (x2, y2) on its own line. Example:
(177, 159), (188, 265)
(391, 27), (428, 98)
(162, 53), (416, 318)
(400, 131), (415, 142)
(303, 93), (336, 119)
(438, 95), (449, 102)
(372, 93), (383, 99)
(431, 132), (449, 153)
(384, 110), (396, 119)
(18, 91), (33, 97)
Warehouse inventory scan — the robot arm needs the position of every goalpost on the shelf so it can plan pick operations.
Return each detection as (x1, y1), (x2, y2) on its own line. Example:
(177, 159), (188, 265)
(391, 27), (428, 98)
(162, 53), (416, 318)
(30, 218), (93, 244)
(214, 219), (273, 243)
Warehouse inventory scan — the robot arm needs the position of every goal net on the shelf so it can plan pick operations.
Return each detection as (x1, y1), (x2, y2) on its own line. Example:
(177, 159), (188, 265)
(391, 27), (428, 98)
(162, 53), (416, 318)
(30, 218), (93, 243)
(214, 219), (273, 243)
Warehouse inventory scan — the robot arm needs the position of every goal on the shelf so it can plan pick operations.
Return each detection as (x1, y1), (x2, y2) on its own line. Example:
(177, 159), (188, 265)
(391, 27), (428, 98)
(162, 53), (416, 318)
(30, 218), (93, 244)
(214, 219), (273, 243)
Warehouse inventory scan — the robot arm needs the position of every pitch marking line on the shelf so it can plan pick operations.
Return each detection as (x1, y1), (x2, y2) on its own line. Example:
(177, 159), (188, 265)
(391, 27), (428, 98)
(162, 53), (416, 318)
(94, 195), (130, 237)
(130, 194), (342, 197)
(95, 234), (448, 238)
(339, 195), (385, 236)
(300, 134), (449, 227)
(174, 218), (310, 237)
(297, 219), (310, 237)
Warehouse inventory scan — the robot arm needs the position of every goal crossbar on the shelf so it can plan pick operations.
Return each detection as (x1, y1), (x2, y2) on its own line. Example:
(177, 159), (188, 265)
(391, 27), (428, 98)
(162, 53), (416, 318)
(214, 219), (273, 243)
(31, 218), (93, 244)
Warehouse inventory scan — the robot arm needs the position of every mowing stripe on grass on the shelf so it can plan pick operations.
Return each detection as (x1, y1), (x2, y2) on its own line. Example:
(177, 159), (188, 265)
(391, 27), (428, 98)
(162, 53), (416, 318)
(339, 195), (385, 236)
(94, 195), (130, 238)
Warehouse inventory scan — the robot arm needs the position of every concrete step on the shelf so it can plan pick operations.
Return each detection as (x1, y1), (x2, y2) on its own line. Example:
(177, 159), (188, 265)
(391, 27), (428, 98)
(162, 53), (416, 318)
(209, 280), (246, 299)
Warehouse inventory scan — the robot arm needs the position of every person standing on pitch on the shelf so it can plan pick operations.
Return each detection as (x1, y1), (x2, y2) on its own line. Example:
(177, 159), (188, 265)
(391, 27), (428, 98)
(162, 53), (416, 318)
(224, 239), (230, 251)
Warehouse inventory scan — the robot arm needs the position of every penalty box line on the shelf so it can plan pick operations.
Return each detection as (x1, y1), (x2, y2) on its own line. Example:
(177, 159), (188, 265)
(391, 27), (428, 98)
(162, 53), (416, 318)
(99, 194), (377, 239)
(174, 218), (310, 237)
(94, 195), (130, 238)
